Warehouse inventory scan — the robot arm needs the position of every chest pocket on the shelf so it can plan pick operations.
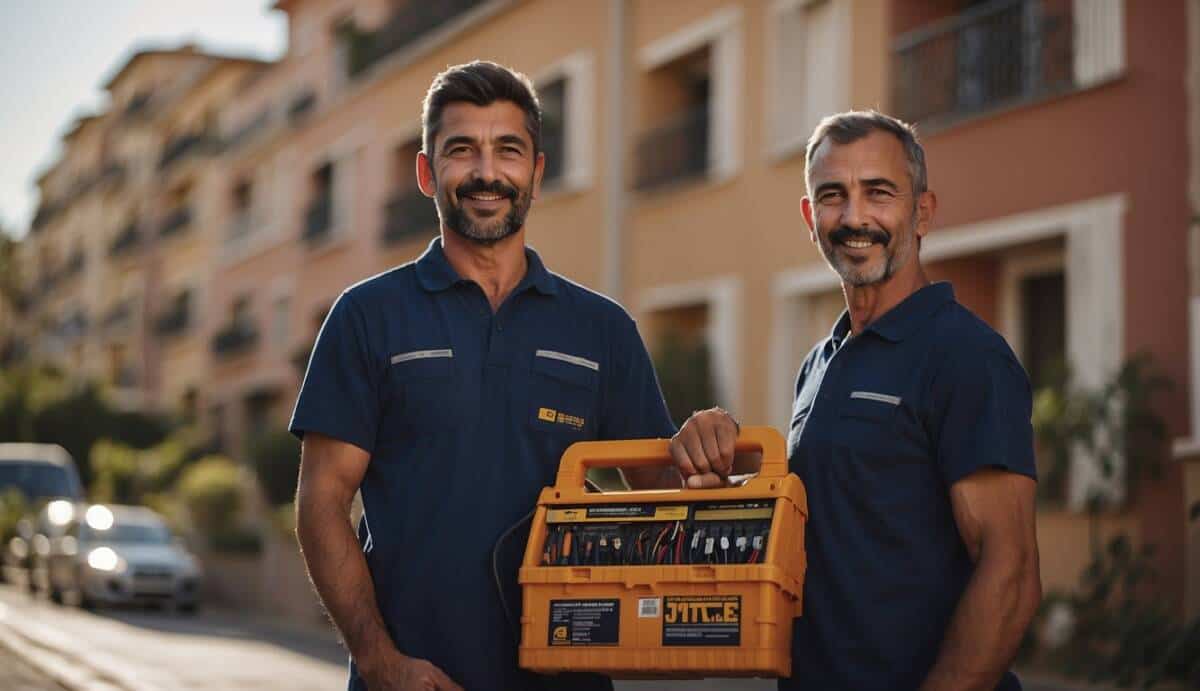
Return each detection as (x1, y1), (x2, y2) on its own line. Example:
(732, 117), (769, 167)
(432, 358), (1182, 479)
(389, 349), (459, 431)
(527, 349), (599, 439)
(841, 390), (901, 424)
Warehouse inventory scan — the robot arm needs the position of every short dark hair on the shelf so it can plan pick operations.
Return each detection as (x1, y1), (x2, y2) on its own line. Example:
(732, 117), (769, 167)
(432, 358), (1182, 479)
(421, 61), (542, 159)
(805, 110), (927, 196)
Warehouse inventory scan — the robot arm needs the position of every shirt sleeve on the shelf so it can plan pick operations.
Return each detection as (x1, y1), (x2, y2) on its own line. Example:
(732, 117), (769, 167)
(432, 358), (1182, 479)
(928, 341), (1038, 486)
(597, 315), (677, 441)
(288, 292), (381, 454)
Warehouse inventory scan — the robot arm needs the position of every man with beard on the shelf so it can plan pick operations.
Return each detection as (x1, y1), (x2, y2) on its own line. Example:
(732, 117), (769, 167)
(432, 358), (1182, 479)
(655, 111), (1042, 690)
(290, 62), (675, 691)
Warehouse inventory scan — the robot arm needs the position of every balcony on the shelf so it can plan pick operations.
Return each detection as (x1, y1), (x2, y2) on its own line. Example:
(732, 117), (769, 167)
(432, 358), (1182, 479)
(108, 223), (142, 258)
(225, 108), (272, 150)
(211, 322), (259, 359)
(893, 0), (1075, 127)
(302, 195), (333, 244)
(288, 90), (317, 126)
(345, 0), (486, 79)
(155, 300), (190, 338)
(30, 200), (63, 232)
(381, 189), (438, 245)
(634, 106), (709, 191)
(159, 207), (193, 238)
(159, 132), (218, 170)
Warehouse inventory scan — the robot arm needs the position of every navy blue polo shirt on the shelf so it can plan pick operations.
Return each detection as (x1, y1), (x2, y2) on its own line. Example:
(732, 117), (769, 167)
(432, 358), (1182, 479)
(783, 282), (1036, 691)
(290, 238), (675, 691)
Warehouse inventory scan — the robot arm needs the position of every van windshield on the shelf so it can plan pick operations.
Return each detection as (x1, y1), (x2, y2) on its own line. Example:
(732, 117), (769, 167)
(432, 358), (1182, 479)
(0, 462), (79, 502)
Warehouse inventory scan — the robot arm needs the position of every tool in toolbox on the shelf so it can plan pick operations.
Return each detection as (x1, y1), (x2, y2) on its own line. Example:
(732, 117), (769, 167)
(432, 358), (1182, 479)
(518, 426), (807, 678)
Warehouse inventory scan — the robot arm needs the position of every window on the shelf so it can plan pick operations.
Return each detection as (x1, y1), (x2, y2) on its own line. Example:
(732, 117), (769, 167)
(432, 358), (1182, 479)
(637, 7), (742, 190)
(767, 0), (850, 157)
(1019, 271), (1066, 392)
(381, 137), (436, 245)
(303, 162), (335, 243)
(532, 51), (594, 193)
(539, 78), (567, 184)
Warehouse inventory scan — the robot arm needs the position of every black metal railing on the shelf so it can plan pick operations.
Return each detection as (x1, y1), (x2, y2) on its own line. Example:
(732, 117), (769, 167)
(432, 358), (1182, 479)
(109, 223), (142, 258)
(31, 200), (62, 232)
(635, 106), (710, 191)
(346, 0), (485, 78)
(892, 0), (1075, 126)
(381, 189), (439, 245)
(288, 90), (317, 125)
(211, 323), (259, 358)
(123, 92), (152, 120)
(155, 298), (190, 337)
(159, 207), (193, 238)
(159, 132), (217, 170)
(303, 195), (333, 243)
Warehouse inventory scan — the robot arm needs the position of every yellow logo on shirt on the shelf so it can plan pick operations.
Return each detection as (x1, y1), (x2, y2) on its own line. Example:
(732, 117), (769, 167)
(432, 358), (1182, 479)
(538, 407), (585, 430)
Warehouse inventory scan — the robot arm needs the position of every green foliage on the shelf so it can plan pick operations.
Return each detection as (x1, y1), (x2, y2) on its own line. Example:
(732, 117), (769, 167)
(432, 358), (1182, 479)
(246, 428), (300, 507)
(176, 456), (243, 540)
(1037, 535), (1200, 688)
(652, 330), (716, 428)
(89, 429), (215, 505)
(0, 487), (30, 545)
(0, 366), (171, 488)
(1031, 353), (1170, 509)
(208, 527), (263, 556)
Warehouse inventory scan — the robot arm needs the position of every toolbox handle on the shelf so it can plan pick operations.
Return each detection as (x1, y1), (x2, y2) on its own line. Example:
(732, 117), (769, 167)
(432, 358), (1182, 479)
(554, 426), (787, 491)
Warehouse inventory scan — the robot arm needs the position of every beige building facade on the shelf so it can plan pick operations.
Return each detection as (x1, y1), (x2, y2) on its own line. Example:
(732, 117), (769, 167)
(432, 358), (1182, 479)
(13, 0), (1196, 614)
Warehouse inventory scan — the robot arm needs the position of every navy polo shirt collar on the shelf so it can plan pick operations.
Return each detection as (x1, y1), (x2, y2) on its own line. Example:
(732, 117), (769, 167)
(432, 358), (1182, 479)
(414, 237), (558, 296)
(834, 281), (955, 344)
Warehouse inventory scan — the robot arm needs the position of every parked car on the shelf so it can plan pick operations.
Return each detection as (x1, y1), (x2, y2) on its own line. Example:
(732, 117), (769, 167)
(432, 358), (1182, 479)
(36, 504), (202, 613)
(0, 443), (84, 584)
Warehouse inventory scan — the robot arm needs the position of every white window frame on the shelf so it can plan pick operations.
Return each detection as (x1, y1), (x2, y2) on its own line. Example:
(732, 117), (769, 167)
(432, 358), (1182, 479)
(764, 0), (853, 161)
(769, 194), (1125, 509)
(638, 6), (743, 184)
(638, 276), (743, 414)
(1073, 0), (1126, 87)
(533, 50), (596, 196)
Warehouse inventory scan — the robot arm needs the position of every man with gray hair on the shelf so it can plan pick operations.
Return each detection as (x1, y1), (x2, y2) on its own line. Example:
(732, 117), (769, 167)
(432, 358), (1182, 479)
(662, 111), (1042, 690)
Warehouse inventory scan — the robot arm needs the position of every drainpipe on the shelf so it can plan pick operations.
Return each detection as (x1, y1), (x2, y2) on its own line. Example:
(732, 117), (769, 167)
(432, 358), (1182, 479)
(603, 0), (627, 301)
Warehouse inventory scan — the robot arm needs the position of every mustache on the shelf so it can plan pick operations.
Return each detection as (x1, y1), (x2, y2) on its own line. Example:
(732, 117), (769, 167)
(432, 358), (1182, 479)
(456, 179), (517, 200)
(829, 226), (890, 246)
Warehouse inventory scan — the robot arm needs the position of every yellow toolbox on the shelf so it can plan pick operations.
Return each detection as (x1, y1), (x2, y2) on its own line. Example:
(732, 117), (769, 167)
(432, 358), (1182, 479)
(518, 427), (807, 678)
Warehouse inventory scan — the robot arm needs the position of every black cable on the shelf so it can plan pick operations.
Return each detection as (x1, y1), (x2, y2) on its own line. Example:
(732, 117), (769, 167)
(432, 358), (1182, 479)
(493, 508), (534, 643)
(493, 478), (606, 641)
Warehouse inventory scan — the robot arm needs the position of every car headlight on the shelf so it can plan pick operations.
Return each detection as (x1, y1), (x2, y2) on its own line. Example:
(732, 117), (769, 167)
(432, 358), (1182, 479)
(87, 547), (123, 572)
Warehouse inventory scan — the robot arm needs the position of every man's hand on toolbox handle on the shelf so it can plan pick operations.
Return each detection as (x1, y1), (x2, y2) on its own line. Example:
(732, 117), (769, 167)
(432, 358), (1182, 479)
(670, 407), (760, 489)
(359, 648), (463, 691)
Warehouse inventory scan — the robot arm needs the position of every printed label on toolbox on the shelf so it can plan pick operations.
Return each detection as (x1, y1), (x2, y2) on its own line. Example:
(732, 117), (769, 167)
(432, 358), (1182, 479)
(692, 500), (775, 521)
(546, 505), (689, 523)
(662, 596), (741, 647)
(548, 599), (620, 646)
(638, 597), (661, 618)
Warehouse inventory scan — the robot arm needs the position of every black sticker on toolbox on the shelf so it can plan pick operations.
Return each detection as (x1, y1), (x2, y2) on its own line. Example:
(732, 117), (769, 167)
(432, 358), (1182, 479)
(662, 596), (741, 646)
(548, 599), (620, 646)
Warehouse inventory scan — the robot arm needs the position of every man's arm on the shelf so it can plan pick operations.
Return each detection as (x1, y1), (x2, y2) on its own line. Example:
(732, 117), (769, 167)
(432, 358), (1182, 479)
(296, 432), (461, 691)
(920, 469), (1041, 691)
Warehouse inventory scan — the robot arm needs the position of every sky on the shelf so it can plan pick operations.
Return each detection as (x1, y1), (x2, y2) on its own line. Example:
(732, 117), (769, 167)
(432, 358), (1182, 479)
(0, 1), (287, 238)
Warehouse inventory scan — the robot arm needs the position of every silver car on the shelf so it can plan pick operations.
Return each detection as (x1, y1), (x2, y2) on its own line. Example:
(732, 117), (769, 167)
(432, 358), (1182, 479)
(38, 504), (202, 613)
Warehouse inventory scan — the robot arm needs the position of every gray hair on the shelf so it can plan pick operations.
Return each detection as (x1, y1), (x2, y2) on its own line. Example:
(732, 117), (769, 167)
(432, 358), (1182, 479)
(804, 110), (927, 197)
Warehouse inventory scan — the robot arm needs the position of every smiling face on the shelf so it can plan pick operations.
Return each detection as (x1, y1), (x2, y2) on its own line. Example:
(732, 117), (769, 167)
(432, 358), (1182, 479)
(802, 129), (931, 287)
(417, 100), (544, 246)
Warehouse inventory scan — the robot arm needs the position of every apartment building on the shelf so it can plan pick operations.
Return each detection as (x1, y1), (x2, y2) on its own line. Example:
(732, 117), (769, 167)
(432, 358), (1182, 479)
(14, 0), (1196, 614)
